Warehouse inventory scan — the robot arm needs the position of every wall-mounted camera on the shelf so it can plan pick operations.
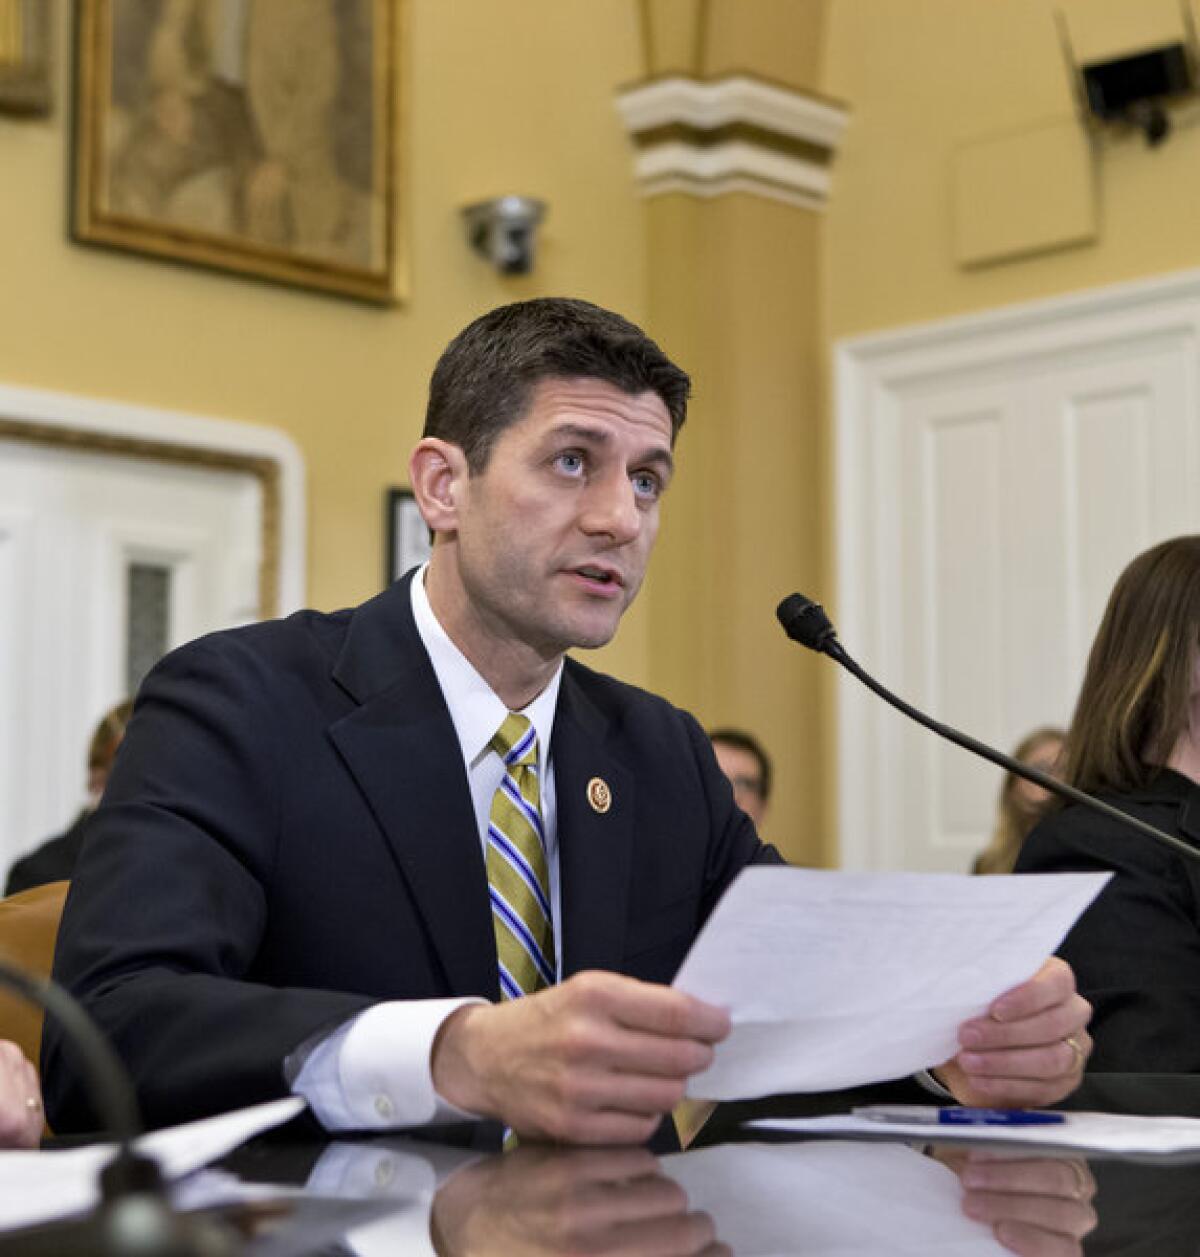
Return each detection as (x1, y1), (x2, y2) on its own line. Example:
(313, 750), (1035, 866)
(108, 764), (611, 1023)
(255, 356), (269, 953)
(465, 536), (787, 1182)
(461, 196), (547, 275)
(1058, 1), (1200, 148)
(1082, 43), (1194, 146)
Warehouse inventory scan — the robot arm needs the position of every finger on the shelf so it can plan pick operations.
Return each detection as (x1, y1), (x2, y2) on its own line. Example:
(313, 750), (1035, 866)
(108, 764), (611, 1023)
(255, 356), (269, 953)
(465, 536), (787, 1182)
(573, 1025), (718, 1081)
(520, 1105), (663, 1146)
(963, 1188), (1097, 1237)
(549, 1069), (690, 1120)
(953, 1075), (1080, 1108)
(987, 959), (1077, 1023)
(599, 1210), (720, 1256)
(960, 1158), (1095, 1202)
(956, 1037), (1089, 1082)
(991, 1221), (1085, 1257)
(961, 1002), (1092, 1052)
(556, 1171), (690, 1230)
(572, 973), (731, 1043)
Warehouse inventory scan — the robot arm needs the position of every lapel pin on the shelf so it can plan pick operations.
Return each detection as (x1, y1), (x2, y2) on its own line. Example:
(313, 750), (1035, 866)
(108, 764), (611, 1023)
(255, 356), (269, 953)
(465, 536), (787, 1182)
(587, 777), (612, 814)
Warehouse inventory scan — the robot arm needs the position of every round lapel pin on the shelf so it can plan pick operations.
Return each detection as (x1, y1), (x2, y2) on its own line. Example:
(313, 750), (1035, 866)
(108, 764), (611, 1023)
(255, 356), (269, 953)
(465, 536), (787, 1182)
(587, 777), (612, 814)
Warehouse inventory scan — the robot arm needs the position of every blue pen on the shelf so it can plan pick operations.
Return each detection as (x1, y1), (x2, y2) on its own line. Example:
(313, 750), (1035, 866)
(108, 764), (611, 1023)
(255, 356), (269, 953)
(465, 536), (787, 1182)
(852, 1105), (1066, 1127)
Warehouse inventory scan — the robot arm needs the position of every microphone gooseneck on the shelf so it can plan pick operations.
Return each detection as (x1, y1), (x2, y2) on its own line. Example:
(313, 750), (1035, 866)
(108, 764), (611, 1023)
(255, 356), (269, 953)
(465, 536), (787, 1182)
(0, 962), (236, 1257)
(776, 592), (1200, 866)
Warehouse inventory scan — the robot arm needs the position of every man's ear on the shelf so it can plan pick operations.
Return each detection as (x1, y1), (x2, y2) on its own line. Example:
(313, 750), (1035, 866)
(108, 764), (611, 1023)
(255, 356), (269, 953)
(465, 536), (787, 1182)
(409, 437), (468, 535)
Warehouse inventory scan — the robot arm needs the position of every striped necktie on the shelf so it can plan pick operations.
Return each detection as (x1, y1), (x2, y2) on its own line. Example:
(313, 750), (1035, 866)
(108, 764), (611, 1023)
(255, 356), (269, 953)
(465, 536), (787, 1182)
(487, 713), (555, 1000)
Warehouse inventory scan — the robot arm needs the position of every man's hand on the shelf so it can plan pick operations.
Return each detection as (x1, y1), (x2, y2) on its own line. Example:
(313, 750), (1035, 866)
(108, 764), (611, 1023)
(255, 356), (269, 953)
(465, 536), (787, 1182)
(955, 1151), (1097, 1257)
(431, 1144), (722, 1256)
(0, 1040), (42, 1150)
(935, 959), (1092, 1108)
(431, 971), (731, 1144)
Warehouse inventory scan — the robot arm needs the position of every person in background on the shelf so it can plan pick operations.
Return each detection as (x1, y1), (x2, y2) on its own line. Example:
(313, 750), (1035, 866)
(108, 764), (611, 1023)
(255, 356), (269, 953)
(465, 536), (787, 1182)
(5, 701), (133, 896)
(0, 1041), (41, 1149)
(973, 726), (1065, 875)
(1017, 536), (1200, 1070)
(708, 727), (772, 831)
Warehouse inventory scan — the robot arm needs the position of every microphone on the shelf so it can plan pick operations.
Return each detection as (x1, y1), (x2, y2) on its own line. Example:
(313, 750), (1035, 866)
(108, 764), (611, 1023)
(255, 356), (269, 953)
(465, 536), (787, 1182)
(776, 592), (1200, 866)
(0, 959), (237, 1256)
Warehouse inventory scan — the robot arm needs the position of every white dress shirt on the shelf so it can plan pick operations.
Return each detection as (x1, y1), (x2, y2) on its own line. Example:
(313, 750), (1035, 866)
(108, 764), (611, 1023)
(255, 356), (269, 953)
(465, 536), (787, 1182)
(290, 566), (563, 1130)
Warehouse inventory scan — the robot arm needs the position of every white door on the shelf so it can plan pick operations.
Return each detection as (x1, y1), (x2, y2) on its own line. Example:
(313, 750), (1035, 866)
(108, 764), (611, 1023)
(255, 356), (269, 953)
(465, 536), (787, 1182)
(0, 384), (306, 884)
(0, 440), (263, 873)
(836, 271), (1200, 871)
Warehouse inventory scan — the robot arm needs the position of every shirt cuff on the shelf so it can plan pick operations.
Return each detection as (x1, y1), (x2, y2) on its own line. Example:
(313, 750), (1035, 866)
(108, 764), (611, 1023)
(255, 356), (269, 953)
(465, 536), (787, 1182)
(914, 1068), (955, 1099)
(290, 998), (485, 1131)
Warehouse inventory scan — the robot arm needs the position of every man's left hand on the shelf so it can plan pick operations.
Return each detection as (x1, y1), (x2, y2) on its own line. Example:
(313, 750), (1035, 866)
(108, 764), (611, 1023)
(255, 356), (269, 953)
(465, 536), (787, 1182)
(935, 958), (1091, 1108)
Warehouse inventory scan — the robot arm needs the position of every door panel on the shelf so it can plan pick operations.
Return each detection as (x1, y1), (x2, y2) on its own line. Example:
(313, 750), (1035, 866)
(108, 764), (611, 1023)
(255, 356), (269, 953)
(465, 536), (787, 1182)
(837, 277), (1200, 871)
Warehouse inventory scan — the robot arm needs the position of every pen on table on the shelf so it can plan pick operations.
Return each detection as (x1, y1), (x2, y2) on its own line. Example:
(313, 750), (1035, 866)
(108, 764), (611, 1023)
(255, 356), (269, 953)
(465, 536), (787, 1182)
(852, 1105), (1066, 1127)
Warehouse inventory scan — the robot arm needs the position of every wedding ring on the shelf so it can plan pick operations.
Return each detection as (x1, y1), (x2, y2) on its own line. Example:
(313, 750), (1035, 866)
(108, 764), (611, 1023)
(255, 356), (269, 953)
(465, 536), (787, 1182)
(24, 1095), (41, 1112)
(1065, 1033), (1086, 1073)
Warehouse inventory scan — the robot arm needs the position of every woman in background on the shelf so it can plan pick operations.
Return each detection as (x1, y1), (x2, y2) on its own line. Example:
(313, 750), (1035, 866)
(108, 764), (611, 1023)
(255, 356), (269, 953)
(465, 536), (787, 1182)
(973, 726), (1065, 874)
(1017, 535), (1200, 1071)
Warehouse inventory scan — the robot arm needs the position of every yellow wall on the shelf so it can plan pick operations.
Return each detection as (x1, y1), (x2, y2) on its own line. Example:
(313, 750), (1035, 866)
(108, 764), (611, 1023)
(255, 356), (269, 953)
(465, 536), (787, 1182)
(0, 0), (653, 677)
(823, 0), (1200, 340)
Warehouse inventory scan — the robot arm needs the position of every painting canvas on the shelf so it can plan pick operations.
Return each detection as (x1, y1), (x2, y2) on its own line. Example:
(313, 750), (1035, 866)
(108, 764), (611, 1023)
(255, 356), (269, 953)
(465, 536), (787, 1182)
(74, 0), (401, 302)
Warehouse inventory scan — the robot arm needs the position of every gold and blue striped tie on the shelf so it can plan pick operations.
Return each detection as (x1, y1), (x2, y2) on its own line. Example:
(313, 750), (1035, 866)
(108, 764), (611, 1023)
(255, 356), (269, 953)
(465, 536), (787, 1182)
(487, 713), (554, 999)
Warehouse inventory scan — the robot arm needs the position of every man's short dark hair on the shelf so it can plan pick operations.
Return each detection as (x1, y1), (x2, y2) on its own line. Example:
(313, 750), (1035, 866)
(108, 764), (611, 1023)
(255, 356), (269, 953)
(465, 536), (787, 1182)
(708, 727), (773, 803)
(423, 297), (691, 473)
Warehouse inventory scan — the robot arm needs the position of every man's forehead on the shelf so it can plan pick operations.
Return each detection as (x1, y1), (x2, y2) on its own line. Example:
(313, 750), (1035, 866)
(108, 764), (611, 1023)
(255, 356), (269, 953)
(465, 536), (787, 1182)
(520, 377), (674, 441)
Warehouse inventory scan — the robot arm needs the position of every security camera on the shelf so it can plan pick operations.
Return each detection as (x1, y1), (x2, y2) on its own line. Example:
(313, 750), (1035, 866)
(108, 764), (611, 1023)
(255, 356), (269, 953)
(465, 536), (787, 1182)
(461, 196), (547, 275)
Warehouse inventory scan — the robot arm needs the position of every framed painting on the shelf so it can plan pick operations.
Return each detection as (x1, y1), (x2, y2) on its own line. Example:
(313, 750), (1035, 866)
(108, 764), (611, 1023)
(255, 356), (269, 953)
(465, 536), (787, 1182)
(73, 0), (402, 303)
(385, 486), (431, 585)
(0, 0), (52, 114)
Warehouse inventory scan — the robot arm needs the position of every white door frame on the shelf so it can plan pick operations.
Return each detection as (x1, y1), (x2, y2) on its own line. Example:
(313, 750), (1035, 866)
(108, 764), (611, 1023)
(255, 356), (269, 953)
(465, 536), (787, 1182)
(834, 267), (1200, 870)
(0, 382), (306, 615)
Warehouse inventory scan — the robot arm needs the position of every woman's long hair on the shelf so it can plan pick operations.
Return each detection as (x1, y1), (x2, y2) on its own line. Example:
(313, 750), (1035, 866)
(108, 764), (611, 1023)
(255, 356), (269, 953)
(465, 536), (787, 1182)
(1064, 536), (1200, 796)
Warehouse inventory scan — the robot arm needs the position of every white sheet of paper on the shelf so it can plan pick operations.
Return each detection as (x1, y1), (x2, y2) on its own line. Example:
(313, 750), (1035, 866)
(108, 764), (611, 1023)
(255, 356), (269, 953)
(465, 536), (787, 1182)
(0, 1095), (305, 1233)
(672, 867), (1108, 1100)
(664, 1139), (1008, 1255)
(749, 1109), (1200, 1157)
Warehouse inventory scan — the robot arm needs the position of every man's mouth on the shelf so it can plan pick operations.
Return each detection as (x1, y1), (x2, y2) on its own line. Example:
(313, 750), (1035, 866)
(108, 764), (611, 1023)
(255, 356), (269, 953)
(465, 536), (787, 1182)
(571, 564), (624, 588)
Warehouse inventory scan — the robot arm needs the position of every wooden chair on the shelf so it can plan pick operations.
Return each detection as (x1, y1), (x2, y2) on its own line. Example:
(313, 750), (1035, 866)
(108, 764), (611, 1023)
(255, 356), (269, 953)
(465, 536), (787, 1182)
(0, 880), (69, 1076)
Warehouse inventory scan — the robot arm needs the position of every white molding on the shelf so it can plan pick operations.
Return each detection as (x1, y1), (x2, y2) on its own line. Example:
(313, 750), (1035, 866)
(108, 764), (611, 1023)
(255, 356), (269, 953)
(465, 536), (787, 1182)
(631, 139), (830, 206)
(835, 266), (1200, 871)
(615, 74), (849, 150)
(0, 382), (306, 612)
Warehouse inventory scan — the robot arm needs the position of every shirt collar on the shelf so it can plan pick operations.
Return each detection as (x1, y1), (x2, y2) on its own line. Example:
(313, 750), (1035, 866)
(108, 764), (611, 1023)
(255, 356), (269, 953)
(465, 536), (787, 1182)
(409, 564), (562, 768)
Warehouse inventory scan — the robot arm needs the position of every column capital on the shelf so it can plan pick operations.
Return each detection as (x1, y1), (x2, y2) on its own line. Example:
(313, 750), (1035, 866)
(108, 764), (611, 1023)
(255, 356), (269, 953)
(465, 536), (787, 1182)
(615, 74), (849, 209)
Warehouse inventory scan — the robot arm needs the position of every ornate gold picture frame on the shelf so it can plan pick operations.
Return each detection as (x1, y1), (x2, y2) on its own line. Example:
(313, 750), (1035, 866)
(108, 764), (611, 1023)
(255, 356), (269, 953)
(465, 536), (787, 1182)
(73, 0), (402, 303)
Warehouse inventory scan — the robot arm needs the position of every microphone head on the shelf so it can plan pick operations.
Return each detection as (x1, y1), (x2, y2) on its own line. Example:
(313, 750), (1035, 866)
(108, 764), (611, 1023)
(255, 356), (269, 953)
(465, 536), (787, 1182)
(776, 593), (838, 653)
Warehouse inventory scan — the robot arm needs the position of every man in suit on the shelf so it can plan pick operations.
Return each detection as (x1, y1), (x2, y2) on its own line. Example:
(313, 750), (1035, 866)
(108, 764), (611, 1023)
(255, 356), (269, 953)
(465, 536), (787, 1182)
(45, 298), (1092, 1139)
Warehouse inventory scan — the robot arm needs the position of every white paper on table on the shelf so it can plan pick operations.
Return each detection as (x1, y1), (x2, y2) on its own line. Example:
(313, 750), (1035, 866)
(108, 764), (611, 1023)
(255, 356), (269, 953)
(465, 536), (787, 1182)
(750, 1109), (1200, 1158)
(0, 1095), (305, 1233)
(664, 1139), (1009, 1255)
(672, 867), (1109, 1100)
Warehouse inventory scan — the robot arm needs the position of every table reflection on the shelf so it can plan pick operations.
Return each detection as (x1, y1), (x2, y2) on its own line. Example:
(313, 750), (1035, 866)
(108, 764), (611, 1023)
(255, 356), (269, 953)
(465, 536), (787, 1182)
(229, 1133), (1107, 1256)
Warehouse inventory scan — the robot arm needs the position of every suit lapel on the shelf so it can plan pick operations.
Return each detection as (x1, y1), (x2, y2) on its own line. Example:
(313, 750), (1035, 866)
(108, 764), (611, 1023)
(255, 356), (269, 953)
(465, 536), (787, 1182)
(554, 666), (634, 977)
(328, 576), (497, 999)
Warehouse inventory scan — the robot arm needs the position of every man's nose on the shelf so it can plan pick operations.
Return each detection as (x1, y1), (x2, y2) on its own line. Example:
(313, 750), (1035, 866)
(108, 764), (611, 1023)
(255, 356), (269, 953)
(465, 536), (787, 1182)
(580, 475), (641, 542)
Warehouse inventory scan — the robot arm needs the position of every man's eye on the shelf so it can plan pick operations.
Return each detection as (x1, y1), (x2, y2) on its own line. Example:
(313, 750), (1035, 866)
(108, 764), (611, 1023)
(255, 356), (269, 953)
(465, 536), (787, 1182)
(555, 452), (584, 474)
(632, 472), (661, 499)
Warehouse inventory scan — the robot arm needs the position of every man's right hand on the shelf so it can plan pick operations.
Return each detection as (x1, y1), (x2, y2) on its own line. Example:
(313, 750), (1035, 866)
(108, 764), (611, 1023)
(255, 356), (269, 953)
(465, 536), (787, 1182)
(430, 971), (731, 1144)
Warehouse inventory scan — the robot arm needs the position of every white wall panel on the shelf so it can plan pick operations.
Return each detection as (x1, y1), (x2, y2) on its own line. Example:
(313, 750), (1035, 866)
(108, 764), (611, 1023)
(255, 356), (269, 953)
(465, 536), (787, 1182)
(837, 270), (1200, 871)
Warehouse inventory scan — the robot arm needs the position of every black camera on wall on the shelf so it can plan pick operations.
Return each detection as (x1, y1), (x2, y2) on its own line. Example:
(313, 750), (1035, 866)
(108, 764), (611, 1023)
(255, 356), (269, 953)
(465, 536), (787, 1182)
(1082, 43), (1195, 146)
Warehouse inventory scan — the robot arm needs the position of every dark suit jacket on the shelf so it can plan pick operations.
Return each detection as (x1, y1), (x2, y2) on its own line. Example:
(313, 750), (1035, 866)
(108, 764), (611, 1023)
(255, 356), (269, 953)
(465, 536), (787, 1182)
(5, 809), (91, 896)
(1016, 768), (1200, 1072)
(44, 573), (779, 1132)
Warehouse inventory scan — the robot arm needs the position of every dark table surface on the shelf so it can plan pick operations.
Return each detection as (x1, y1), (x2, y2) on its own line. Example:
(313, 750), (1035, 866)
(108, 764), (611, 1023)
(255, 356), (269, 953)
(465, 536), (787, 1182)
(7, 1075), (1200, 1256)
